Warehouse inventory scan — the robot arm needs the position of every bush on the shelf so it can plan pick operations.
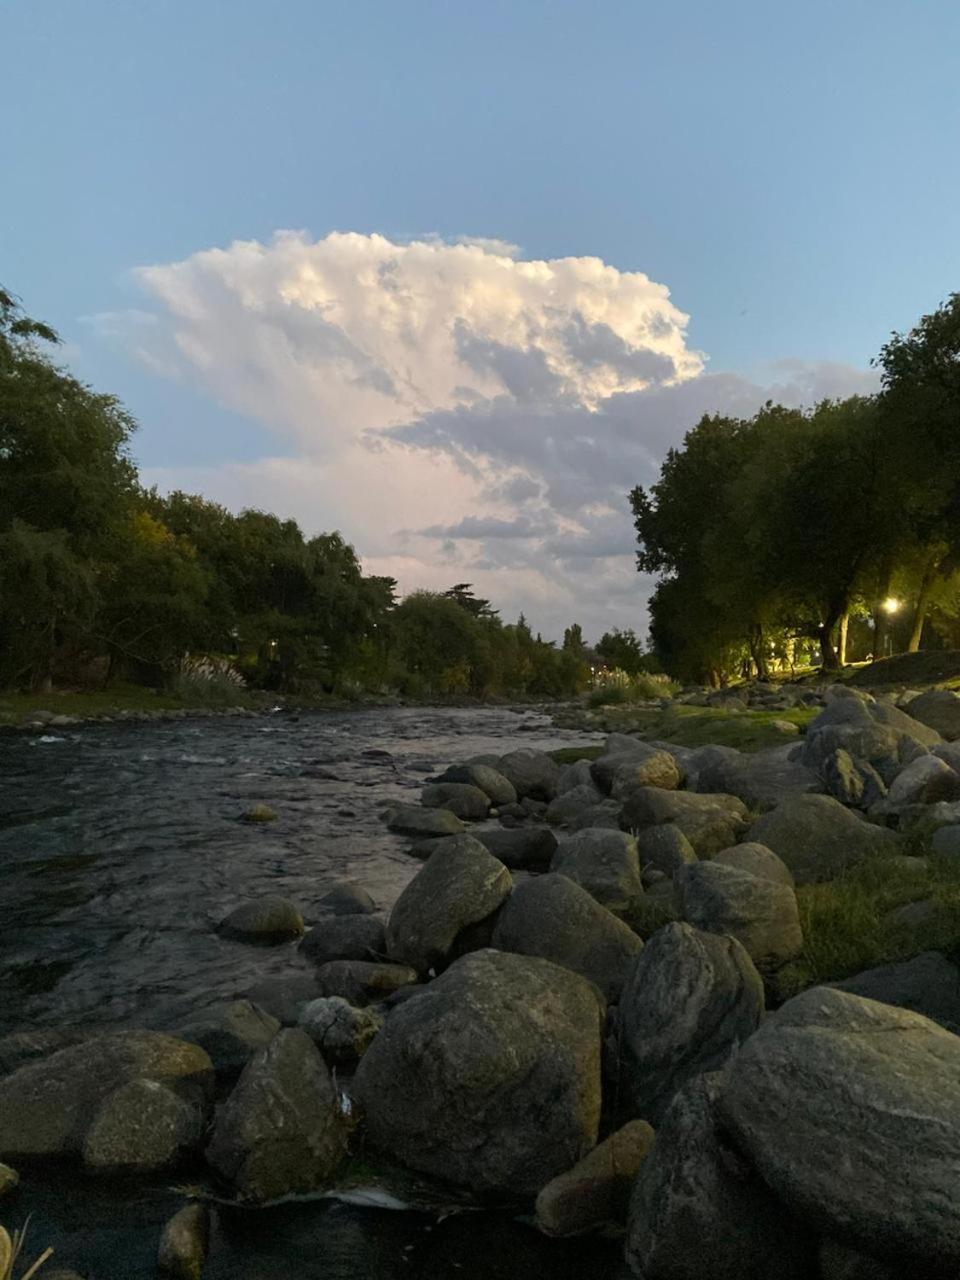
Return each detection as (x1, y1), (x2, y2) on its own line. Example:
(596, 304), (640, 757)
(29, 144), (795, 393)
(169, 655), (246, 705)
(586, 670), (679, 707)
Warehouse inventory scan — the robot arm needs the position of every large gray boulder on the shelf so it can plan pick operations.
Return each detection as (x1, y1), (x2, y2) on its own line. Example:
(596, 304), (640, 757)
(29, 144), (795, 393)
(298, 996), (383, 1062)
(693, 744), (822, 812)
(676, 861), (803, 972)
(616, 923), (763, 1122)
(801, 697), (942, 776)
(314, 960), (420, 1006)
(713, 840), (794, 886)
(435, 763), (517, 805)
(385, 804), (465, 838)
(747, 793), (896, 883)
(82, 1077), (206, 1173)
(719, 986), (960, 1269)
(550, 829), (644, 920)
(536, 1118), (655, 1237)
(206, 1028), (346, 1202)
(0, 1031), (214, 1161)
(625, 1072), (813, 1280)
(635, 824), (698, 881)
(497, 749), (561, 801)
(491, 873), (643, 1001)
(619, 788), (749, 857)
(178, 1000), (281, 1077)
(907, 689), (960, 740)
(591, 743), (680, 795)
(314, 882), (377, 917)
(830, 951), (960, 1034)
(872, 754), (960, 817)
(821, 748), (887, 809)
(386, 835), (512, 972)
(545, 783), (604, 827)
(555, 757), (599, 795)
(474, 825), (558, 869)
(352, 949), (603, 1197)
(299, 915), (385, 965)
(157, 1203), (210, 1280)
(217, 896), (304, 942)
(567, 799), (624, 831)
(420, 781), (491, 820)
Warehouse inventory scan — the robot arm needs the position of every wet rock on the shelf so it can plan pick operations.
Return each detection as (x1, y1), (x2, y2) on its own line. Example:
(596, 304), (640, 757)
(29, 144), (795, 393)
(821, 747), (887, 808)
(693, 743), (822, 811)
(616, 922), (763, 1122)
(300, 915), (385, 965)
(719, 986), (960, 1270)
(904, 689), (960, 741)
(217, 896), (304, 943)
(676, 861), (802, 971)
(535, 1119), (654, 1236)
(0, 1028), (87, 1077)
(747, 793), (896, 883)
(819, 1240), (898, 1280)
(241, 974), (321, 1025)
(0, 1031), (213, 1160)
(241, 803), (277, 823)
(567, 800), (623, 831)
(545, 783), (604, 826)
(157, 1202), (210, 1280)
(830, 951), (960, 1033)
(555, 758), (599, 795)
(635, 824), (697, 881)
(550, 828), (644, 919)
(492, 873), (642, 1001)
(386, 835), (512, 973)
(0, 1162), (18, 1198)
(352, 949), (603, 1197)
(435, 764), (517, 806)
(298, 996), (383, 1062)
(421, 782), (491, 820)
(315, 959), (421, 1006)
(591, 743), (680, 795)
(83, 1077), (206, 1173)
(178, 1000), (281, 1077)
(497, 749), (561, 801)
(206, 1028), (346, 1202)
(619, 788), (749, 857)
(625, 1072), (813, 1280)
(713, 840), (794, 886)
(315, 882), (377, 916)
(385, 804), (466, 838)
(474, 825), (558, 869)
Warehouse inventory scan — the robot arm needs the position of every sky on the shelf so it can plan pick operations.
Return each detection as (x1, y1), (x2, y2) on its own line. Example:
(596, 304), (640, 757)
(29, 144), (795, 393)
(4, 0), (960, 639)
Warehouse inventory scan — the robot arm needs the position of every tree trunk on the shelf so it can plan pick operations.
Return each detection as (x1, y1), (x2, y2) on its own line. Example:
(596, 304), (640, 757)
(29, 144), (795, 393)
(908, 566), (938, 653)
(837, 612), (849, 667)
(819, 621), (840, 670)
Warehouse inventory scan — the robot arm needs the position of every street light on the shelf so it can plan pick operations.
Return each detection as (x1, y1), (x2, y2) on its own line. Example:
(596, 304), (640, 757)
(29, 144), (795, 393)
(882, 597), (901, 615)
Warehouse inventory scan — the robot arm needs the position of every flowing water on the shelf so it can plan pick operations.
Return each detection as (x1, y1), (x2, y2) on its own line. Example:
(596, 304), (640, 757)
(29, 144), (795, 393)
(0, 706), (627, 1279)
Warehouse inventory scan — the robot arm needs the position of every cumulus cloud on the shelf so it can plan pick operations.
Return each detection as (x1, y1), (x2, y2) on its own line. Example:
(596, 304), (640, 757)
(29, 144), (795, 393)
(115, 230), (877, 638)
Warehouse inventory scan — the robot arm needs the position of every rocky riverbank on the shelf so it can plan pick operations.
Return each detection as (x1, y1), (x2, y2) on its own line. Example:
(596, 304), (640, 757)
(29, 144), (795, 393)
(4, 685), (960, 1277)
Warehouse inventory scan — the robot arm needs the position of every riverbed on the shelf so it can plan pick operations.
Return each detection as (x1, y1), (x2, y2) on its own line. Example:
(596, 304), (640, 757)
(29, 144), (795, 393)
(1, 705), (628, 1279)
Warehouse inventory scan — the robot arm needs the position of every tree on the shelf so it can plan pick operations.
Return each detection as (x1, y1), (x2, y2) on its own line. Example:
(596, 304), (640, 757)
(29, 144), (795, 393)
(595, 628), (646, 676)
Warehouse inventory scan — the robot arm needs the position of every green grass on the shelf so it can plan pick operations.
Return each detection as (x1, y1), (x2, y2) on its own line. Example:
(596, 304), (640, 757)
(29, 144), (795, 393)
(549, 745), (605, 765)
(845, 649), (960, 690)
(0, 682), (269, 727)
(557, 703), (818, 752)
(776, 851), (960, 1000)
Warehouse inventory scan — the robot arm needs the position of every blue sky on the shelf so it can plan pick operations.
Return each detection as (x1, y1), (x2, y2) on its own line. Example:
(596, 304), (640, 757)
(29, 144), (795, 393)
(4, 0), (959, 634)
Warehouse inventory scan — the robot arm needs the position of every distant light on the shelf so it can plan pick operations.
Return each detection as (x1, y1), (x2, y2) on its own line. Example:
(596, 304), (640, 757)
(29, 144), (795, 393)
(882, 597), (902, 615)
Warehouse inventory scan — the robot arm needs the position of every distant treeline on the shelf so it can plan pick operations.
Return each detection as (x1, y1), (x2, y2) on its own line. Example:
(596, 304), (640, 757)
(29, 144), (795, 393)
(632, 293), (960, 684)
(0, 286), (641, 699)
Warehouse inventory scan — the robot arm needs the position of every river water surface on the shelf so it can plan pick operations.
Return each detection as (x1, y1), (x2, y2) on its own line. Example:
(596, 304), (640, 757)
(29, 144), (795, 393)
(1, 706), (628, 1279)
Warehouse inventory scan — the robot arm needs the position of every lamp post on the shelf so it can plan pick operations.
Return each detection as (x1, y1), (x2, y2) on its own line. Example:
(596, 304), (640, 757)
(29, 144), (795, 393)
(881, 597), (901, 656)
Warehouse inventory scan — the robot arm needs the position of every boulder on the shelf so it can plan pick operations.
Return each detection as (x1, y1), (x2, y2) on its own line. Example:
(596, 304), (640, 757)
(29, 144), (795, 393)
(719, 986), (960, 1269)
(0, 1029), (87, 1077)
(676, 861), (803, 971)
(545, 783), (605, 827)
(616, 922), (763, 1122)
(625, 1073), (813, 1280)
(874, 754), (960, 816)
(299, 915), (385, 965)
(830, 951), (960, 1034)
(0, 1162), (19, 1198)
(932, 823), (960, 859)
(315, 882), (377, 917)
(933, 740), (960, 772)
(178, 1000), (281, 1077)
(241, 803), (277, 823)
(298, 996), (383, 1062)
(819, 1240), (899, 1280)
(0, 1031), (213, 1160)
(550, 829), (644, 920)
(352, 949), (603, 1197)
(385, 805), (465, 838)
(492, 873), (642, 1001)
(635, 824), (697, 881)
(157, 1202), (210, 1280)
(241, 974), (321, 1025)
(314, 960), (420, 1006)
(217, 896), (304, 943)
(436, 764), (517, 806)
(82, 1077), (206, 1173)
(591, 743), (679, 795)
(474, 826), (558, 869)
(747, 794), (896, 883)
(555, 757), (599, 795)
(420, 782), (491, 820)
(822, 748), (887, 808)
(386, 835), (512, 972)
(619, 788), (749, 857)
(497, 749), (561, 801)
(683, 743), (741, 791)
(535, 1119), (655, 1237)
(567, 800), (624, 831)
(713, 840), (794, 887)
(205, 1028), (346, 1202)
(903, 689), (960, 741)
(694, 743), (822, 811)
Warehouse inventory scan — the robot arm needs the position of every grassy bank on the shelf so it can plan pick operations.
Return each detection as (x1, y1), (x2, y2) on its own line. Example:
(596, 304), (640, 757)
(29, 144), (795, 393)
(555, 702), (818, 751)
(0, 683), (278, 727)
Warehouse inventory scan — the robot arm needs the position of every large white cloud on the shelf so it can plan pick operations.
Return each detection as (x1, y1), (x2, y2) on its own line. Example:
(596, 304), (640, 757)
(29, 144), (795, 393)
(120, 230), (877, 639)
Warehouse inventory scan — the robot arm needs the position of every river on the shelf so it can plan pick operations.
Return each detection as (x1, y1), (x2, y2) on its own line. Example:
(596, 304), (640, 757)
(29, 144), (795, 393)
(1, 705), (628, 1279)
